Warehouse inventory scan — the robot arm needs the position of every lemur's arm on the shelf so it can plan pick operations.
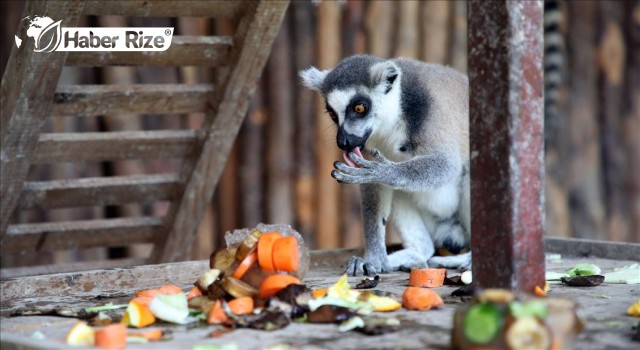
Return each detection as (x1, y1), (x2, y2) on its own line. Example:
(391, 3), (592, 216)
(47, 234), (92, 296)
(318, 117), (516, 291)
(345, 183), (392, 276)
(332, 149), (459, 192)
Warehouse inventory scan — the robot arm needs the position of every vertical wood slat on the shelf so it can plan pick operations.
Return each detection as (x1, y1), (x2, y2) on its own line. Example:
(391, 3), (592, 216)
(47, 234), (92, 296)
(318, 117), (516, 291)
(0, 0), (85, 242)
(152, 1), (290, 263)
(468, 0), (545, 292)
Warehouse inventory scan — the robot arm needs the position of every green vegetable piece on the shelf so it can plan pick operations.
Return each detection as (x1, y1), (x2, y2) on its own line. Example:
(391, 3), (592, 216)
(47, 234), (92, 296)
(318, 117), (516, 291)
(565, 263), (601, 276)
(509, 301), (548, 319)
(463, 303), (502, 345)
(84, 302), (128, 313)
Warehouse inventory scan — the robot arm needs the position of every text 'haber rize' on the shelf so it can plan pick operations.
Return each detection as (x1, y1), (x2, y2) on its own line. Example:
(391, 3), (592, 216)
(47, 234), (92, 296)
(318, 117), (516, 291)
(64, 31), (166, 49)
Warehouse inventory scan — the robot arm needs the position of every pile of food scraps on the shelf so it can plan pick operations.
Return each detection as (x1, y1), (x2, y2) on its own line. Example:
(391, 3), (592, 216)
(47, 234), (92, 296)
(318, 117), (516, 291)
(62, 227), (449, 349)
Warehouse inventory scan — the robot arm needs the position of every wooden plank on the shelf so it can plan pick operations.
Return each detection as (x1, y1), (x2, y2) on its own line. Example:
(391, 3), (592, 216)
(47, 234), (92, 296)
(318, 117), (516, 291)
(52, 84), (215, 116)
(0, 257), (146, 280)
(468, 0), (545, 292)
(17, 174), (181, 209)
(83, 0), (246, 18)
(153, 0), (290, 263)
(0, 0), (84, 242)
(2, 217), (163, 253)
(32, 130), (198, 163)
(66, 36), (233, 67)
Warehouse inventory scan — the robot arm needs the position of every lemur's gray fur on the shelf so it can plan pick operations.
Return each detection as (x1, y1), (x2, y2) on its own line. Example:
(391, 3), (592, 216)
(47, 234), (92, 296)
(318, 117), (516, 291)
(300, 55), (471, 276)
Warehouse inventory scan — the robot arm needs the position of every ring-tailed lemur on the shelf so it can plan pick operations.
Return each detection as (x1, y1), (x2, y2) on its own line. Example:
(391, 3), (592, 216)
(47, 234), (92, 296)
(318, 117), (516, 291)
(300, 55), (470, 276)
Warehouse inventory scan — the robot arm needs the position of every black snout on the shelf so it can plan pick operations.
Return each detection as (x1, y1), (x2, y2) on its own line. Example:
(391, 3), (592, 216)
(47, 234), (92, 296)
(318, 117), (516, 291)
(336, 127), (370, 151)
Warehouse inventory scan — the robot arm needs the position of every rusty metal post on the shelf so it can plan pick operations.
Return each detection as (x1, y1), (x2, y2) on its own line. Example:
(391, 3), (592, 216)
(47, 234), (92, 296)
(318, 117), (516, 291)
(468, 0), (545, 292)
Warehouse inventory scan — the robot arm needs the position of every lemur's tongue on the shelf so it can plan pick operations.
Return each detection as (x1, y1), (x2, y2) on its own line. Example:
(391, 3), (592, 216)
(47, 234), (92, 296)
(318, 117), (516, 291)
(342, 147), (363, 168)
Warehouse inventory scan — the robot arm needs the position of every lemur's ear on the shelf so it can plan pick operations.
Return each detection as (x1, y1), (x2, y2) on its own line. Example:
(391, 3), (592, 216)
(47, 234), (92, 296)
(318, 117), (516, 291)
(299, 66), (329, 91)
(371, 61), (399, 94)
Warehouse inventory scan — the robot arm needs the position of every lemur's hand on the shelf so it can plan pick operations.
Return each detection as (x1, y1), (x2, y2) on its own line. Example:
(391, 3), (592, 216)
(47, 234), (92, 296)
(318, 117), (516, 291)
(346, 253), (391, 276)
(332, 149), (391, 185)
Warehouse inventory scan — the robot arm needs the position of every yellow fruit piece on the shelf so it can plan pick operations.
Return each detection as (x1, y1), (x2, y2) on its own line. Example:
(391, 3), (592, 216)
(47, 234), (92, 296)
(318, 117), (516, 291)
(367, 294), (402, 312)
(628, 300), (640, 317)
(66, 321), (95, 346)
(126, 300), (156, 328)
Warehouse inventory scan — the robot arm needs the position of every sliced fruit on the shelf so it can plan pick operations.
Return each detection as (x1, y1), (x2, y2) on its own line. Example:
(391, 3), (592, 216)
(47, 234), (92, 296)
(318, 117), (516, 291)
(361, 292), (402, 312)
(148, 292), (189, 324)
(210, 247), (237, 271)
(463, 303), (502, 345)
(509, 301), (548, 319)
(235, 230), (262, 262)
(125, 300), (156, 328)
(476, 289), (515, 304)
(221, 276), (258, 298)
(196, 269), (221, 291)
(312, 288), (328, 299)
(257, 231), (283, 271)
(66, 321), (95, 346)
(506, 317), (551, 350)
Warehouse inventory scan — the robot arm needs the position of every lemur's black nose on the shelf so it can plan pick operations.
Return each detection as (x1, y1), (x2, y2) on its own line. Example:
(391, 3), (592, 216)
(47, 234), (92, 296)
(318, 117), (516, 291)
(337, 127), (370, 151)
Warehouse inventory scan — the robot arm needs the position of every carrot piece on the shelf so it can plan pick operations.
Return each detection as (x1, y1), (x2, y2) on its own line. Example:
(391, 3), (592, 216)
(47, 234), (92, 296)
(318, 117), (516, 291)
(186, 286), (203, 300)
(208, 300), (227, 324)
(402, 286), (444, 311)
(257, 232), (283, 271)
(232, 249), (257, 280)
(131, 296), (153, 307)
(312, 288), (328, 299)
(408, 268), (446, 288)
(272, 236), (299, 272)
(157, 284), (183, 295)
(128, 328), (163, 341)
(259, 274), (301, 298)
(135, 289), (159, 298)
(95, 323), (127, 350)
(228, 296), (254, 315)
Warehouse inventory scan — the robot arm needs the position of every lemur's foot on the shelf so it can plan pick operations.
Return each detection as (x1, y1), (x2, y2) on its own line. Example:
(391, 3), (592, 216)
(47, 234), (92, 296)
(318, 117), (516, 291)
(346, 256), (390, 276)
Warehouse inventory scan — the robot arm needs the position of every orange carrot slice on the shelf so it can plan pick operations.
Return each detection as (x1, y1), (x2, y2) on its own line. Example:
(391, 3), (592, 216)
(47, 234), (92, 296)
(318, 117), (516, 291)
(257, 232), (283, 271)
(135, 289), (159, 298)
(408, 268), (446, 288)
(207, 300), (227, 325)
(128, 328), (163, 341)
(259, 274), (301, 298)
(157, 284), (183, 295)
(232, 249), (257, 280)
(312, 288), (328, 299)
(95, 323), (127, 350)
(186, 286), (203, 300)
(130, 296), (153, 307)
(228, 296), (254, 315)
(272, 236), (299, 272)
(66, 321), (95, 346)
(402, 286), (444, 311)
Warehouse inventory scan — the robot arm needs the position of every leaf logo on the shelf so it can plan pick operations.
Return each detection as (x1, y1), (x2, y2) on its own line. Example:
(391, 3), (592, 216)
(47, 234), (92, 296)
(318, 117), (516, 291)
(34, 19), (62, 52)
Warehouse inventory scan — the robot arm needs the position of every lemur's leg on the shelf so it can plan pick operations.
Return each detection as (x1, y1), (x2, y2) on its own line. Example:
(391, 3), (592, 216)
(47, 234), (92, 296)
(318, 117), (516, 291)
(428, 217), (471, 271)
(345, 183), (392, 276)
(332, 149), (460, 192)
(387, 197), (435, 271)
(429, 252), (471, 272)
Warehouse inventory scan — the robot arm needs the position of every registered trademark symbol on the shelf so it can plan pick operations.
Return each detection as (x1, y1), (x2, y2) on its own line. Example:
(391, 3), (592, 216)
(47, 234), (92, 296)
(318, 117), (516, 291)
(165, 29), (171, 36)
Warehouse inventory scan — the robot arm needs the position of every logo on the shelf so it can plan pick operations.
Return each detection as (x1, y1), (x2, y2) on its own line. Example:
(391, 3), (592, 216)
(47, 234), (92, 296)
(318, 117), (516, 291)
(15, 16), (173, 53)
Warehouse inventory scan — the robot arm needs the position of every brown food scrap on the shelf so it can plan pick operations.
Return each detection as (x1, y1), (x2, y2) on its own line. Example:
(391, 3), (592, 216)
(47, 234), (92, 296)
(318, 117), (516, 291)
(355, 275), (380, 289)
(560, 275), (605, 287)
(307, 305), (354, 323)
(444, 275), (465, 286)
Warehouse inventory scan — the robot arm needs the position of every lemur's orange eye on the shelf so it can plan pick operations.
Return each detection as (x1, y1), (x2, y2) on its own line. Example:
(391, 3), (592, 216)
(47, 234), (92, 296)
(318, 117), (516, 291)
(354, 104), (366, 113)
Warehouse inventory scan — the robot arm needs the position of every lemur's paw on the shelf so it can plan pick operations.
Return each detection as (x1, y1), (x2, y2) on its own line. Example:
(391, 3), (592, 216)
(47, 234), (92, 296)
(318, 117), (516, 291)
(346, 256), (390, 276)
(331, 149), (391, 185)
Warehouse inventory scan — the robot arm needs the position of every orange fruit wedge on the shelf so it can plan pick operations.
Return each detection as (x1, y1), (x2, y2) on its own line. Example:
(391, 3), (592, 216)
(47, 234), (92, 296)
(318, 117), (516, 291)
(124, 300), (156, 328)
(66, 321), (95, 346)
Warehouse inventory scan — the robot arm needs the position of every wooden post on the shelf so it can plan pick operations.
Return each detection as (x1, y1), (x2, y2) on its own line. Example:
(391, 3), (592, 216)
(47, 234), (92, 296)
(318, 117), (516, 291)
(468, 0), (545, 292)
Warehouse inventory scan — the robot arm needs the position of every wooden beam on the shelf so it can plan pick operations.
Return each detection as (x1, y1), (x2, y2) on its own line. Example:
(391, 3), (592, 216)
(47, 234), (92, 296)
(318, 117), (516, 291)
(0, 0), (84, 242)
(66, 36), (233, 67)
(3, 217), (163, 253)
(52, 84), (215, 116)
(152, 0), (291, 263)
(32, 130), (198, 163)
(17, 174), (181, 209)
(0, 257), (146, 280)
(468, 0), (545, 292)
(83, 0), (246, 18)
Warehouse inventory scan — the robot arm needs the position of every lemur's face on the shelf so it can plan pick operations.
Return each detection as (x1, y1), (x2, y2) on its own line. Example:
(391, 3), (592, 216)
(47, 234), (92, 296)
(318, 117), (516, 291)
(325, 88), (373, 152)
